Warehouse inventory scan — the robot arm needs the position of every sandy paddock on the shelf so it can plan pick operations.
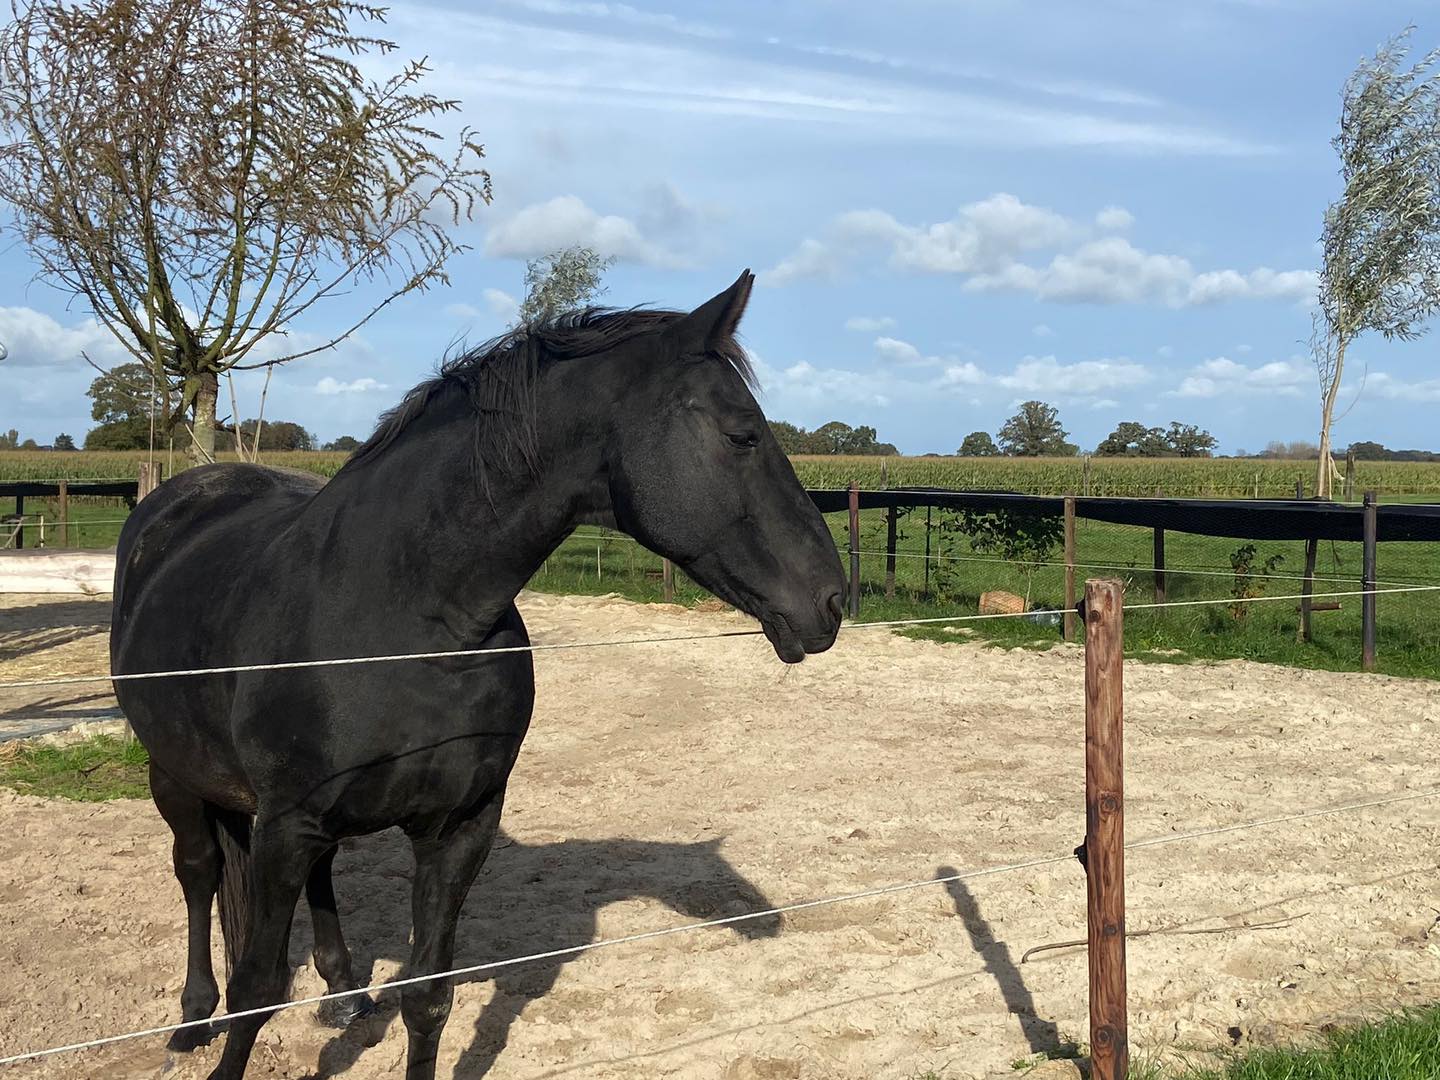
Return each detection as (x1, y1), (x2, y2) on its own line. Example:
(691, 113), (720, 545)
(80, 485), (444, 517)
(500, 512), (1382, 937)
(0, 590), (1438, 1080)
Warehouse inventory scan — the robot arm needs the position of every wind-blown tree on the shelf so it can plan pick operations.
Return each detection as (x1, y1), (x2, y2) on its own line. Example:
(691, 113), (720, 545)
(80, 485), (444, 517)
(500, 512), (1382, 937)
(998, 401), (1077, 457)
(516, 246), (614, 325)
(0, 0), (490, 462)
(1313, 29), (1440, 497)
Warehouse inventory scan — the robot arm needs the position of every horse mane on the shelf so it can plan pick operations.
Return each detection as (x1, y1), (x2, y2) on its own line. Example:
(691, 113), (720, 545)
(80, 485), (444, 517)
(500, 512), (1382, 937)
(345, 306), (758, 484)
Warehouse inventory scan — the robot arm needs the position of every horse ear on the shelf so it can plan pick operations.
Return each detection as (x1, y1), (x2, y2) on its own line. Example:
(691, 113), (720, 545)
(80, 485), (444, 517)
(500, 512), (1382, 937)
(671, 270), (754, 354)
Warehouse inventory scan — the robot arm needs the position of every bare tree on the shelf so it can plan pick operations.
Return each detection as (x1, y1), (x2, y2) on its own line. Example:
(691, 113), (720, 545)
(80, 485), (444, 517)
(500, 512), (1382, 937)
(516, 246), (614, 325)
(1314, 29), (1440, 497)
(0, 0), (490, 462)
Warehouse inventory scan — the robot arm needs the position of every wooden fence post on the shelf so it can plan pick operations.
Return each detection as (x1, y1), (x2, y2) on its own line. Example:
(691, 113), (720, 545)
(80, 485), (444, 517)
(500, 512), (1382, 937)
(58, 480), (69, 548)
(847, 481), (861, 619)
(1295, 478), (1304, 500)
(13, 493), (23, 549)
(1152, 528), (1166, 605)
(1299, 536), (1318, 643)
(1344, 450), (1356, 503)
(1063, 496), (1077, 642)
(1083, 578), (1128, 1080)
(662, 559), (675, 603)
(136, 461), (161, 501)
(923, 505), (932, 600)
(884, 506), (898, 600)
(1362, 491), (1377, 672)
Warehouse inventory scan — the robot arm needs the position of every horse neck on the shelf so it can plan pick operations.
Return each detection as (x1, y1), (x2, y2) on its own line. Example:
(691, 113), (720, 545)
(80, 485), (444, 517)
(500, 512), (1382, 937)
(312, 378), (609, 643)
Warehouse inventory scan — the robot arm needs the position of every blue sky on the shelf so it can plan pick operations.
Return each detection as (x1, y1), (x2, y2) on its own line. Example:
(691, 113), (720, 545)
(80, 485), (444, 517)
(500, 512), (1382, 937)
(2, 0), (1438, 455)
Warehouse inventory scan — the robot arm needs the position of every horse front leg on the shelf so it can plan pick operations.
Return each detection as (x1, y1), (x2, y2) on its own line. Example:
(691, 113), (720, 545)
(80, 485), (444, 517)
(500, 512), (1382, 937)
(402, 793), (506, 1080)
(206, 819), (329, 1080)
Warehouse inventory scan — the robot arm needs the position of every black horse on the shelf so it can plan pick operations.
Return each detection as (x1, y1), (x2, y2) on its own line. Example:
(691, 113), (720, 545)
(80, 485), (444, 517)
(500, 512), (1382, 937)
(110, 271), (846, 1080)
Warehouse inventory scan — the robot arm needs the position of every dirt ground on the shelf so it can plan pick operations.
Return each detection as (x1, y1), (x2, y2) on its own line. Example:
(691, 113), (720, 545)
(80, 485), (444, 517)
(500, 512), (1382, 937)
(0, 590), (1438, 1080)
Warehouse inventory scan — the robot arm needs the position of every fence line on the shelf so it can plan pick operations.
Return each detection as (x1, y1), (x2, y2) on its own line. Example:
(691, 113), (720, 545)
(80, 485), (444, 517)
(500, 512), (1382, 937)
(1, 584), (1436, 694)
(1, 782), (1433, 1069)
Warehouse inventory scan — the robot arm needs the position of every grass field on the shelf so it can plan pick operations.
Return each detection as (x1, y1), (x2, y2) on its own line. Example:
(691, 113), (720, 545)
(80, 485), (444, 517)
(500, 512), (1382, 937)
(4, 451), (1437, 679)
(533, 505), (1440, 679)
(4, 449), (1440, 498)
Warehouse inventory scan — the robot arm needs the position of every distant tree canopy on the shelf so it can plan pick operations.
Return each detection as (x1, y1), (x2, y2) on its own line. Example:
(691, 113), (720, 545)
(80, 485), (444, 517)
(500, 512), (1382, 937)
(1347, 439), (1440, 462)
(768, 419), (898, 456)
(957, 431), (999, 457)
(324, 435), (360, 452)
(0, 429), (17, 449)
(1096, 420), (1216, 458)
(216, 420), (316, 453)
(997, 401), (1078, 457)
(84, 362), (179, 450)
(53, 433), (75, 451)
(1262, 440), (1324, 460)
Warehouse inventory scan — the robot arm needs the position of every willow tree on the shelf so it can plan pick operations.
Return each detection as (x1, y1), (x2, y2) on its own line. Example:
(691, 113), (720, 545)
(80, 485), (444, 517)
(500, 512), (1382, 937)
(0, 0), (489, 462)
(516, 246), (614, 325)
(1314, 30), (1440, 497)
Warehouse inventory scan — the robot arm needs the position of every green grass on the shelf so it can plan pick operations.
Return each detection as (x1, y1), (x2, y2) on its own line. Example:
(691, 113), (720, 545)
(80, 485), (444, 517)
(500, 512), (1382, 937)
(910, 1005), (1440, 1078)
(530, 507), (1440, 680)
(0, 735), (150, 801)
(5, 451), (1437, 679)
(1155, 1006), (1440, 1080)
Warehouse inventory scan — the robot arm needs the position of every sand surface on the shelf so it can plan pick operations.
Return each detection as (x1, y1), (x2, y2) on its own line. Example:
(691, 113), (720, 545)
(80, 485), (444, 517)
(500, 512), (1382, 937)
(0, 590), (1438, 1079)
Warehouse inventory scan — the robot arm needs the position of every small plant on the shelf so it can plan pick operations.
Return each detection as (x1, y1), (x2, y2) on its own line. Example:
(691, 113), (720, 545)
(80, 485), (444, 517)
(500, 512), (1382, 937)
(936, 507), (1064, 606)
(1229, 543), (1285, 620)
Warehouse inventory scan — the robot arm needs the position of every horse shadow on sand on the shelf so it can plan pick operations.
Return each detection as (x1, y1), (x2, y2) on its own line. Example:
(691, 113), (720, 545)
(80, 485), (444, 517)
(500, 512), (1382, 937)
(290, 829), (781, 1079)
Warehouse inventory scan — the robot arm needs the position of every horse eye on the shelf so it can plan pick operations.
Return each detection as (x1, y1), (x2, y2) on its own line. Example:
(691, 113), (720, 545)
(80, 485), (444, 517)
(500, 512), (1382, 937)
(726, 431), (759, 449)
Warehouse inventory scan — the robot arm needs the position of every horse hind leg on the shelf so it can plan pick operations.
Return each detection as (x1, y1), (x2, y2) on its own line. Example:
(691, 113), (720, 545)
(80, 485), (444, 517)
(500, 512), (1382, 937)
(205, 818), (327, 1080)
(402, 793), (506, 1080)
(149, 762), (226, 1051)
(307, 844), (377, 1027)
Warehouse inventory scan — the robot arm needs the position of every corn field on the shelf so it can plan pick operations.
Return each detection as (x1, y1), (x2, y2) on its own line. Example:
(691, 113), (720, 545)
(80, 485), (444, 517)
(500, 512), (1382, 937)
(3, 451), (1440, 498)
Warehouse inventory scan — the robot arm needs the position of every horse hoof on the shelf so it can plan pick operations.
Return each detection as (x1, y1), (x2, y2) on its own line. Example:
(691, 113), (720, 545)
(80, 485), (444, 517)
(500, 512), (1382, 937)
(316, 992), (376, 1029)
(166, 1017), (226, 1052)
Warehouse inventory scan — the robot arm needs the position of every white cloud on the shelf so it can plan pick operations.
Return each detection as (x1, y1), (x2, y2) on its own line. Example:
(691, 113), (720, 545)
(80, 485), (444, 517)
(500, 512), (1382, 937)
(844, 315), (896, 332)
(760, 358), (894, 407)
(764, 194), (1313, 307)
(1032, 323), (1055, 338)
(938, 362), (986, 387)
(0, 306), (129, 368)
(1366, 372), (1440, 403)
(447, 291), (517, 322)
(1095, 206), (1135, 231)
(316, 376), (389, 395)
(873, 336), (949, 367)
(484, 194), (686, 267)
(1167, 355), (1311, 398)
(498, 0), (729, 39)
(994, 354), (1151, 395)
(761, 238), (843, 285)
(483, 288), (520, 320)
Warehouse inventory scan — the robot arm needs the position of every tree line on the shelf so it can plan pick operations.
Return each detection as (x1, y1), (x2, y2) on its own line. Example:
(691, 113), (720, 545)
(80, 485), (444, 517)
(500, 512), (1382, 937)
(956, 401), (1218, 458)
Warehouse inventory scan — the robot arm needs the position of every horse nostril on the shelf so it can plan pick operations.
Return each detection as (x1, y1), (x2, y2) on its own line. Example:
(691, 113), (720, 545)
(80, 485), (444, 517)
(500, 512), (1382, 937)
(825, 589), (844, 622)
